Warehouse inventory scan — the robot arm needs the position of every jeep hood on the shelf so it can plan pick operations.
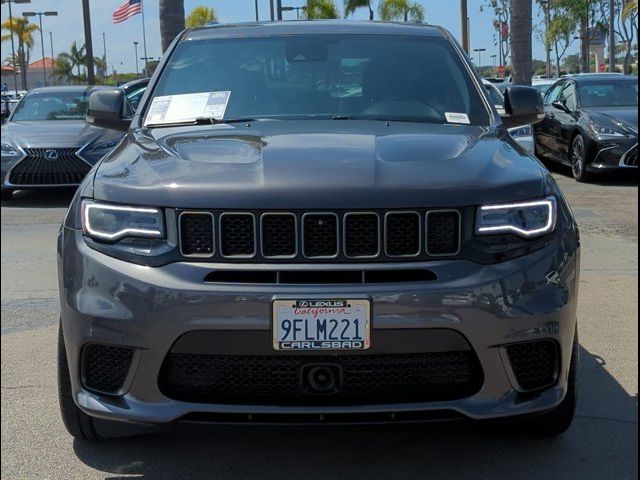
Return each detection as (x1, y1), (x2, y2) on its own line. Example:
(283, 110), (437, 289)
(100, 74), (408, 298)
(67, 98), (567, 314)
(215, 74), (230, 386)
(93, 120), (547, 209)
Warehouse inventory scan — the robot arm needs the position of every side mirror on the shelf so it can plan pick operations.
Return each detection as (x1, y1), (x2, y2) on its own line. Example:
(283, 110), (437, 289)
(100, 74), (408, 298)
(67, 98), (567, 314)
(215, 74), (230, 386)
(551, 100), (571, 113)
(86, 89), (130, 132)
(500, 86), (545, 129)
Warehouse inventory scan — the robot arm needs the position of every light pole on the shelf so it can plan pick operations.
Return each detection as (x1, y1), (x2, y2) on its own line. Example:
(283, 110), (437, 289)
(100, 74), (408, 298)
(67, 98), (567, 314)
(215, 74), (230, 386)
(102, 32), (107, 83)
(0, 0), (31, 95)
(281, 5), (306, 19)
(460, 0), (469, 53)
(133, 42), (140, 77)
(608, 0), (615, 72)
(48, 31), (54, 85)
(22, 11), (58, 87)
(540, 0), (552, 77)
(490, 54), (497, 74)
(474, 48), (486, 69)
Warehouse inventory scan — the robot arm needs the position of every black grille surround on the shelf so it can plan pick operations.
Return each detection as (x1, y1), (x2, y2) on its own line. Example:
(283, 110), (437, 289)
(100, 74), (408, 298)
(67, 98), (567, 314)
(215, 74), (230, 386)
(82, 343), (135, 395)
(505, 340), (559, 392)
(8, 147), (91, 186)
(178, 209), (462, 263)
(159, 351), (483, 406)
(622, 145), (638, 167)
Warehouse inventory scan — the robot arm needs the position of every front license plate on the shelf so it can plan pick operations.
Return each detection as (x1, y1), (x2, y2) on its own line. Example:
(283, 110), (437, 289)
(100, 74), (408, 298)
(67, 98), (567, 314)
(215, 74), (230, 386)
(272, 299), (371, 351)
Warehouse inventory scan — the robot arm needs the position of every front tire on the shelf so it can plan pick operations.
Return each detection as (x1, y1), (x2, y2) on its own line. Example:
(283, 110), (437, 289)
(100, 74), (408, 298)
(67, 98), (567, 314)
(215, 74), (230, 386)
(570, 134), (591, 182)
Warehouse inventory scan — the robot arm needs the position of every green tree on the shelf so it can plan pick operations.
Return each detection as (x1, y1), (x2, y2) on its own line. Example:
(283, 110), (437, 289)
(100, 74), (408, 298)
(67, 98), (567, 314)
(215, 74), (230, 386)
(1, 16), (39, 89)
(344, 0), (374, 20)
(58, 41), (86, 77)
(185, 5), (217, 27)
(379, 0), (425, 22)
(510, 0), (533, 84)
(52, 54), (75, 84)
(305, 0), (340, 19)
(160, 0), (186, 52)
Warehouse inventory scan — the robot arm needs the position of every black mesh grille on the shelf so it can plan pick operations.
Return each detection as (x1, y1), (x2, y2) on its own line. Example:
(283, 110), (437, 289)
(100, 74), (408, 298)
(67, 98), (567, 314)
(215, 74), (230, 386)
(345, 214), (379, 257)
(385, 213), (420, 256)
(427, 211), (460, 255)
(82, 344), (134, 394)
(159, 351), (483, 405)
(220, 214), (255, 257)
(506, 340), (558, 391)
(303, 214), (338, 258)
(180, 213), (214, 256)
(9, 148), (90, 185)
(261, 214), (296, 257)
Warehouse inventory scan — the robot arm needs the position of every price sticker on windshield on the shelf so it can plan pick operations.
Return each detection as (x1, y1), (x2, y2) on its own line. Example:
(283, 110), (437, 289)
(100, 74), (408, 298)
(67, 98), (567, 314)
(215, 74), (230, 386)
(144, 91), (231, 126)
(445, 112), (470, 124)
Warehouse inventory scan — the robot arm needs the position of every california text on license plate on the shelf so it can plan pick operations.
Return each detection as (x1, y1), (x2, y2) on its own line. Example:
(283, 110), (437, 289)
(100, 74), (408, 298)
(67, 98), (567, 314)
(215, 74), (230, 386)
(272, 299), (371, 351)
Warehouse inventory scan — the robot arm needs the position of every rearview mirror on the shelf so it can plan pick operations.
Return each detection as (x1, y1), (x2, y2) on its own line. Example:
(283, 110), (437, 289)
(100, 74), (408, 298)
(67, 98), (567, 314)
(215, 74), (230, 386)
(86, 89), (130, 132)
(500, 86), (545, 129)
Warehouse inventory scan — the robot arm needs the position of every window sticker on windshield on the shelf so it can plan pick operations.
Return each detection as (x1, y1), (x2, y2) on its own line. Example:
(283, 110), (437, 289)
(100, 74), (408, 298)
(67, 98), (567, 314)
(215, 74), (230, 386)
(445, 112), (470, 124)
(144, 91), (231, 126)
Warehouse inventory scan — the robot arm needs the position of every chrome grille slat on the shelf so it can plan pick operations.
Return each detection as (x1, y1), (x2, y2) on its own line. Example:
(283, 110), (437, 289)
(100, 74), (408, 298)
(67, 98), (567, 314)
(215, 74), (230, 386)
(178, 210), (461, 262)
(8, 147), (90, 186)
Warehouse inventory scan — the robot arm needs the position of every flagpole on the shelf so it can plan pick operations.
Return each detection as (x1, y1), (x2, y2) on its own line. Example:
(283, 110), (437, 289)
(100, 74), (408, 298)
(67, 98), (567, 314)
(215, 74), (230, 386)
(140, 0), (149, 76)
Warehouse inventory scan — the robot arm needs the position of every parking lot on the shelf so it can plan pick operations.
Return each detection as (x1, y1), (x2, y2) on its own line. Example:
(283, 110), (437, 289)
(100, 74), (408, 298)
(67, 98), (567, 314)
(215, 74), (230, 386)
(1, 166), (637, 480)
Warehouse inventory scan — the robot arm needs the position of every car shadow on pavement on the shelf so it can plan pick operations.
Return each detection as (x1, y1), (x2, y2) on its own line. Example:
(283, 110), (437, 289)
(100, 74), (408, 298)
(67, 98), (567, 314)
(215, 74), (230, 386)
(71, 344), (638, 480)
(1, 188), (76, 208)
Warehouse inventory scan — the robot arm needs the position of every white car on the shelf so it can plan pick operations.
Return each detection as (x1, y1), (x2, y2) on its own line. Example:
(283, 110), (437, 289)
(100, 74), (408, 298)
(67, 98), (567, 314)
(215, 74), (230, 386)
(482, 79), (534, 153)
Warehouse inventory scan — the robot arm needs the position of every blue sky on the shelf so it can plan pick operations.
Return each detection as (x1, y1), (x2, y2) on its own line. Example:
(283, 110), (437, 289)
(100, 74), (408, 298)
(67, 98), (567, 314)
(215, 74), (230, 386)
(1, 0), (571, 74)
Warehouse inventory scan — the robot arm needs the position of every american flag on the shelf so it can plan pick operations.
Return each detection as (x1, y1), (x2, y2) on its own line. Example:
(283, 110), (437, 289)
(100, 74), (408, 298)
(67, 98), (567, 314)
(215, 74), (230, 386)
(112, 0), (142, 24)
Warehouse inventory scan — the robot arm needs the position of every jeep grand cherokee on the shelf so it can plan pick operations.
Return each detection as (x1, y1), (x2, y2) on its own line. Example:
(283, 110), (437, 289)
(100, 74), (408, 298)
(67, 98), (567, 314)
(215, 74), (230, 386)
(57, 21), (580, 439)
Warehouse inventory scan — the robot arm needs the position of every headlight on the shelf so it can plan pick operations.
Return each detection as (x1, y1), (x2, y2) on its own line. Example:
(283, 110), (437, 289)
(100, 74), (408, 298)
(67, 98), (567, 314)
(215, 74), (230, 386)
(1, 143), (19, 157)
(476, 196), (557, 238)
(587, 122), (626, 138)
(509, 125), (532, 138)
(81, 200), (165, 242)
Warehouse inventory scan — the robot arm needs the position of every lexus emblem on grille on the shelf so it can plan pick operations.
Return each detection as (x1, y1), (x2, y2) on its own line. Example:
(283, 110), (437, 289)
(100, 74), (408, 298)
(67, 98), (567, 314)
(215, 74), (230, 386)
(44, 149), (59, 161)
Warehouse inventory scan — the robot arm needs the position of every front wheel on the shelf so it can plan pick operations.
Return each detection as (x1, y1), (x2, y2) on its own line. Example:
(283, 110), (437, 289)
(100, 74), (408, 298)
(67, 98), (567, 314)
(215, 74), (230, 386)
(570, 134), (591, 182)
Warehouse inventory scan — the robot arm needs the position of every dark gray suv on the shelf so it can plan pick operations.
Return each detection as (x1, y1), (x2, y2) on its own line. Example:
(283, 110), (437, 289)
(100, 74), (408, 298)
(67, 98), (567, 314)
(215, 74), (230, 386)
(57, 21), (580, 440)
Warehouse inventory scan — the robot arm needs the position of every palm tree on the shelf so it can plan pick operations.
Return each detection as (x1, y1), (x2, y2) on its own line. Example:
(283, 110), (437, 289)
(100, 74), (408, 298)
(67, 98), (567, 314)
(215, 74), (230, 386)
(509, 0), (532, 84)
(186, 5), (217, 27)
(159, 0), (185, 53)
(53, 54), (74, 84)
(344, 0), (374, 20)
(379, 0), (425, 22)
(1, 17), (39, 89)
(58, 42), (86, 77)
(305, 0), (340, 19)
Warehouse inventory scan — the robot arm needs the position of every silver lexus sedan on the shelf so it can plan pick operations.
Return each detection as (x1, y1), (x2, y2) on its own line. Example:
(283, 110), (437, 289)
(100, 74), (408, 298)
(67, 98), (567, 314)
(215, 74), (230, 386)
(0, 86), (122, 200)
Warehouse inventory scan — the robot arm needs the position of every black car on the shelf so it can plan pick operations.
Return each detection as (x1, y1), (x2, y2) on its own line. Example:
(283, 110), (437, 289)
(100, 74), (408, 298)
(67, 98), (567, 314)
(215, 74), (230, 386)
(534, 74), (638, 182)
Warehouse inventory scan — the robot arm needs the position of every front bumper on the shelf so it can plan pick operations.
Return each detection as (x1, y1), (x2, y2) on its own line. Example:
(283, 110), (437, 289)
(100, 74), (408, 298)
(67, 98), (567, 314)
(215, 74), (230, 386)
(588, 139), (638, 172)
(58, 227), (579, 424)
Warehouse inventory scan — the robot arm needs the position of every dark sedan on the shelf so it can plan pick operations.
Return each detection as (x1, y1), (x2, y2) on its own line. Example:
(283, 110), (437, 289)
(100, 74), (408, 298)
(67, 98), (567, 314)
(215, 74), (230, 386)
(534, 74), (638, 182)
(0, 86), (124, 200)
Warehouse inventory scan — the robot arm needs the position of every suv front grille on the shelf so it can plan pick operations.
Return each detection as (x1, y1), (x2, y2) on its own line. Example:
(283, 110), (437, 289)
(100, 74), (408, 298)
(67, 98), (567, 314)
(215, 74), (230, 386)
(9, 147), (90, 185)
(159, 351), (483, 405)
(178, 209), (462, 262)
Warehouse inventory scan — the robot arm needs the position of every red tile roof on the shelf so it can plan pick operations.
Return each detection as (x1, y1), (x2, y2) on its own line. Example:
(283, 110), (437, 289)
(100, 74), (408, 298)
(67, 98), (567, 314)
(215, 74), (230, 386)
(28, 57), (55, 69)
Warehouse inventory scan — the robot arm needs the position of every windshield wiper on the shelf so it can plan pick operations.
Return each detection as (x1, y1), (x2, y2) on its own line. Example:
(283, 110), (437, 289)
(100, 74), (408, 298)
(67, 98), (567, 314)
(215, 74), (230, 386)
(145, 117), (257, 128)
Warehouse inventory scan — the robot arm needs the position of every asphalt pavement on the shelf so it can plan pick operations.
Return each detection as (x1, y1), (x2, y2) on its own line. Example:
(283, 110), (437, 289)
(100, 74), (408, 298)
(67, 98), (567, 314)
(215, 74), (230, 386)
(1, 167), (638, 480)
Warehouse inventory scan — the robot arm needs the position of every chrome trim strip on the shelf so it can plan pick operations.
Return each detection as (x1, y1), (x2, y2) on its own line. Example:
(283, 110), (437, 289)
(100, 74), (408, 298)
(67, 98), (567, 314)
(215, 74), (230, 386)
(343, 212), (381, 259)
(260, 212), (298, 259)
(383, 211), (422, 258)
(178, 211), (215, 258)
(219, 212), (257, 259)
(618, 143), (638, 168)
(425, 209), (462, 257)
(301, 212), (340, 259)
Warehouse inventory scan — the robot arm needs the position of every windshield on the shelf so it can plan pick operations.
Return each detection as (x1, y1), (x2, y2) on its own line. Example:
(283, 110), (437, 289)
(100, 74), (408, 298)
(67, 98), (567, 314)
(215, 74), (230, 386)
(11, 90), (91, 121)
(578, 79), (638, 108)
(484, 84), (504, 108)
(147, 34), (490, 126)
